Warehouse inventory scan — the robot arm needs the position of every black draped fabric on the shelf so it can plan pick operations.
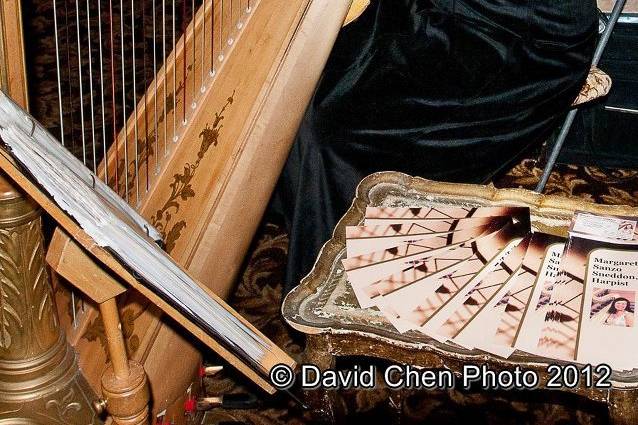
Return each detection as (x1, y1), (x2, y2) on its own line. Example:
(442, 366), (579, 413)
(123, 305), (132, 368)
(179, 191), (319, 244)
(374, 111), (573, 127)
(275, 0), (597, 294)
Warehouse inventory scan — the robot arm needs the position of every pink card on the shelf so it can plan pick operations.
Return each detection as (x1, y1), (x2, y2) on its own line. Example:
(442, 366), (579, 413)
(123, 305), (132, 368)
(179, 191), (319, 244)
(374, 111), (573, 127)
(364, 206), (529, 225)
(502, 237), (565, 355)
(345, 216), (497, 257)
(379, 219), (529, 331)
(427, 235), (532, 343)
(454, 276), (517, 355)
(353, 241), (481, 308)
(537, 213), (638, 367)
(342, 224), (503, 289)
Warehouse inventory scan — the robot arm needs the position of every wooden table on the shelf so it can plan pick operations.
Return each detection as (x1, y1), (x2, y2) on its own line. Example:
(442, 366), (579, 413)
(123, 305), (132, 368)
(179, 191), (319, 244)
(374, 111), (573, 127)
(282, 172), (638, 424)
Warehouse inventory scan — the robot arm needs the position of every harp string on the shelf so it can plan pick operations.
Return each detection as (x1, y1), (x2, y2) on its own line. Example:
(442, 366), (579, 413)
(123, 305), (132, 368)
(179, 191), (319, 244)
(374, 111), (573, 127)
(153, 0), (159, 174)
(108, 0), (119, 189)
(51, 0), (256, 205)
(143, 0), (149, 192)
(53, 0), (65, 147)
(120, 0), (129, 201)
(86, 0), (97, 173)
(172, 0), (176, 143)
(182, 0), (187, 125)
(54, 0), (77, 329)
(98, 0), (108, 183)
(200, 0), (206, 90)
(219, 0), (223, 61)
(131, 0), (140, 205)
(75, 0), (86, 165)
(214, 0), (215, 77)
(64, 0), (77, 150)
(191, 0), (196, 109)
(162, 0), (167, 158)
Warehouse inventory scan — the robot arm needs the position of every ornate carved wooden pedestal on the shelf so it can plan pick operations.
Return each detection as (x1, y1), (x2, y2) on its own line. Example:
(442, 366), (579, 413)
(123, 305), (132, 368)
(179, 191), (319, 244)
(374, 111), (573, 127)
(0, 174), (100, 424)
(282, 172), (638, 425)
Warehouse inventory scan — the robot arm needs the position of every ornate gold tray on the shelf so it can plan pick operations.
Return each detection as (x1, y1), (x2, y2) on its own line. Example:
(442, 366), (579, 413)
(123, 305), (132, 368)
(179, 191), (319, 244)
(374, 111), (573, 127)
(283, 171), (638, 388)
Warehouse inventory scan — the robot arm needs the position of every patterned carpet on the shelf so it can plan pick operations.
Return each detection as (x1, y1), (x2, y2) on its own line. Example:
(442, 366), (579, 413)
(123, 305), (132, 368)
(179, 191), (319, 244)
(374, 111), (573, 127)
(197, 159), (638, 425)
(496, 159), (638, 206)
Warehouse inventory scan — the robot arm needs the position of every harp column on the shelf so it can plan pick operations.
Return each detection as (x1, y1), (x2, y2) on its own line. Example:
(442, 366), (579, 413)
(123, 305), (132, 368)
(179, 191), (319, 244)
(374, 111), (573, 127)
(0, 173), (100, 424)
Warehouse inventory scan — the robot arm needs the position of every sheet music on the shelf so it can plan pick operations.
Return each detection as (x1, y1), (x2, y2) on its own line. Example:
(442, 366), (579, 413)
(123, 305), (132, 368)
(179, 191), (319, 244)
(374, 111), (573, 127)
(0, 93), (162, 243)
(0, 90), (271, 372)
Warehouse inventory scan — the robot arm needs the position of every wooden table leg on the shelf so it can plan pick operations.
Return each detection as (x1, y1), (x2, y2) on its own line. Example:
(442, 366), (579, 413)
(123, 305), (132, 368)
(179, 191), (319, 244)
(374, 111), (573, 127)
(302, 335), (342, 424)
(95, 298), (150, 425)
(608, 388), (638, 425)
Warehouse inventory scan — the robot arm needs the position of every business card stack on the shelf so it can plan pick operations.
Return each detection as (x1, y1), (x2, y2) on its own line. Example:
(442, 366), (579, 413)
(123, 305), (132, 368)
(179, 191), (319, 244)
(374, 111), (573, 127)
(343, 207), (638, 370)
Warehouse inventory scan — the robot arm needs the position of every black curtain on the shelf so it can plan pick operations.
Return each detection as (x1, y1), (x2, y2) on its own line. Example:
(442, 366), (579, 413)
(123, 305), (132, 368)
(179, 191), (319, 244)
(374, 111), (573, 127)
(274, 0), (598, 293)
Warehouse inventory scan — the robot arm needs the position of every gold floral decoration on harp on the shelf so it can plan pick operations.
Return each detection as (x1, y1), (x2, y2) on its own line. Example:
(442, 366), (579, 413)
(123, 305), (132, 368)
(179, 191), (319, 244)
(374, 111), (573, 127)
(151, 92), (235, 253)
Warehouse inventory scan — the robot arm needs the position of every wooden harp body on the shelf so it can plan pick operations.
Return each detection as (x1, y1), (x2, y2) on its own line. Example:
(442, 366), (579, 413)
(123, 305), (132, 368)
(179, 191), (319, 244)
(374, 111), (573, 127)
(0, 0), (352, 419)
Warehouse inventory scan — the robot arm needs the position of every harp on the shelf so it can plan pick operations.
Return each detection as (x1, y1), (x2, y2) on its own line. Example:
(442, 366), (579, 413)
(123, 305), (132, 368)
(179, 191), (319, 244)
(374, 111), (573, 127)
(0, 0), (353, 420)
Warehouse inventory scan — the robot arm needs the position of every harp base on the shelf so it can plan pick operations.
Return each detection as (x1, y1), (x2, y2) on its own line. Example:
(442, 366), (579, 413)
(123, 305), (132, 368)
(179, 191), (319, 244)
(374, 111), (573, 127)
(0, 173), (101, 424)
(0, 333), (102, 425)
